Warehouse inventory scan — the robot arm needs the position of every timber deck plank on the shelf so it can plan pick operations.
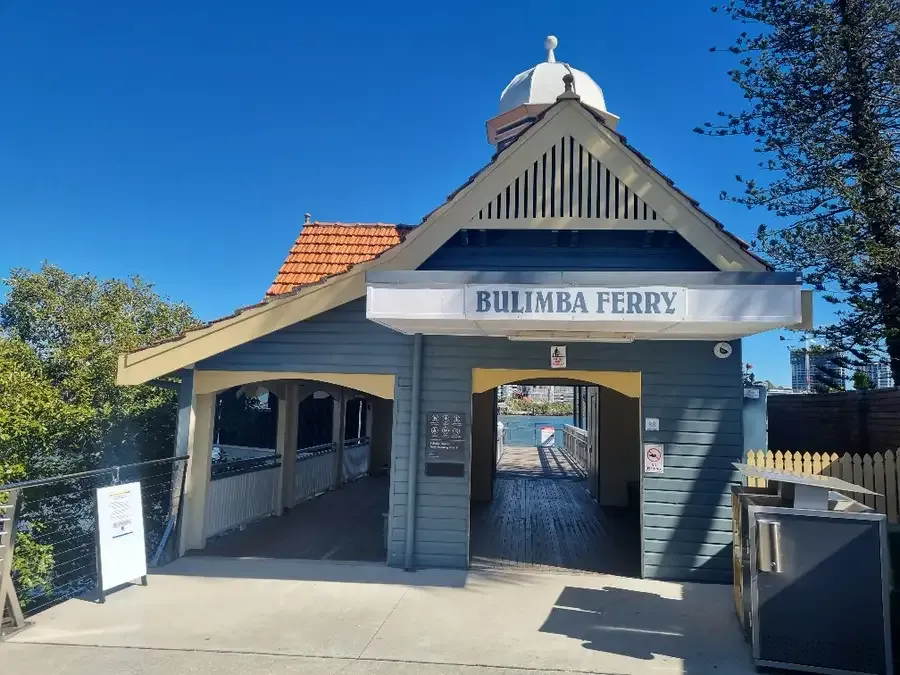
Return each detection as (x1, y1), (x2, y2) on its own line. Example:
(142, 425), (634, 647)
(471, 445), (638, 575)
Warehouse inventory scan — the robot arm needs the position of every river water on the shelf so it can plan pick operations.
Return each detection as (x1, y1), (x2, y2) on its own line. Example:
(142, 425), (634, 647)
(498, 414), (574, 447)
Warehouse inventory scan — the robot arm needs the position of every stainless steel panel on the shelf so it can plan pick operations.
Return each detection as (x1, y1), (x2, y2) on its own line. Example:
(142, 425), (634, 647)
(749, 506), (890, 675)
(734, 463), (878, 496)
(757, 520), (782, 574)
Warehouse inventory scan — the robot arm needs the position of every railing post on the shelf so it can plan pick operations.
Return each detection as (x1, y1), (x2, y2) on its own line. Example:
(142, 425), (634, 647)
(276, 382), (300, 512)
(0, 488), (25, 634)
(332, 389), (347, 488)
(405, 333), (423, 570)
(365, 398), (374, 444)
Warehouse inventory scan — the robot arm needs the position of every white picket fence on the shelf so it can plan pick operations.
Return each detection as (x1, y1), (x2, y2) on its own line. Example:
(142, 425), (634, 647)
(745, 449), (900, 522)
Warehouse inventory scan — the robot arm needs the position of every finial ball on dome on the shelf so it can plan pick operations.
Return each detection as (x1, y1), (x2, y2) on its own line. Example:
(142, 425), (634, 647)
(544, 35), (558, 63)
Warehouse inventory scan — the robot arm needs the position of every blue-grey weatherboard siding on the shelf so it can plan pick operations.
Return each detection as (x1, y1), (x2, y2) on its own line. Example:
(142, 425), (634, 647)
(414, 335), (743, 582)
(197, 299), (744, 582)
(418, 229), (718, 272)
(196, 299), (415, 567)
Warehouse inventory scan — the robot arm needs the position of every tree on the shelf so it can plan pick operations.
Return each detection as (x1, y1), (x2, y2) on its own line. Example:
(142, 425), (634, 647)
(0, 336), (95, 602)
(743, 362), (757, 386)
(1, 263), (199, 467)
(699, 0), (900, 383)
(853, 369), (876, 389)
(0, 337), (95, 482)
(0, 263), (198, 605)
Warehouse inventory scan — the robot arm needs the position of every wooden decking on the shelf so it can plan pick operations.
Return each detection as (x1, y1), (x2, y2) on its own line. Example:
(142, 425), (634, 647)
(193, 476), (389, 563)
(471, 445), (639, 575)
(492, 443), (586, 480)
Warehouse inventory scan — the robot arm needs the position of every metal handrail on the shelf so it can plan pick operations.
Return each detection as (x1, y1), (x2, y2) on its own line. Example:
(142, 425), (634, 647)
(297, 442), (336, 458)
(212, 443), (276, 453)
(1, 455), (190, 624)
(210, 454), (281, 480)
(0, 456), (190, 492)
(562, 425), (590, 477)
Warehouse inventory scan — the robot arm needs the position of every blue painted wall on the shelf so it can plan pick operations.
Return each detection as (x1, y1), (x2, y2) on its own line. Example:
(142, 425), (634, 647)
(199, 298), (743, 581)
(418, 229), (718, 272)
(413, 334), (743, 581)
(743, 385), (768, 453)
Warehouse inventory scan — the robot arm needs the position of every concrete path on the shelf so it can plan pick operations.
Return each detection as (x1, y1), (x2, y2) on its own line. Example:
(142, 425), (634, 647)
(1, 556), (757, 675)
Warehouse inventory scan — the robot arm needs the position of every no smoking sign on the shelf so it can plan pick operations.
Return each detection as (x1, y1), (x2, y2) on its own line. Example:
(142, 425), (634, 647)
(644, 443), (665, 474)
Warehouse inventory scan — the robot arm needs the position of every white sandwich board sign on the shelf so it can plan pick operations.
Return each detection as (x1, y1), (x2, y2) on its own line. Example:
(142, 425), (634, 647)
(95, 481), (147, 599)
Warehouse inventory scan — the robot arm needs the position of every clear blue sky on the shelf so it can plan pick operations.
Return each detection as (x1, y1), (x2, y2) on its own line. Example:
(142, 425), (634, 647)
(0, 0), (832, 386)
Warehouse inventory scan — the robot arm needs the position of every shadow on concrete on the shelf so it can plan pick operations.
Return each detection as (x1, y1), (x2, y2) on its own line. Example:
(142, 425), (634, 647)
(539, 584), (753, 672)
(155, 554), (526, 589)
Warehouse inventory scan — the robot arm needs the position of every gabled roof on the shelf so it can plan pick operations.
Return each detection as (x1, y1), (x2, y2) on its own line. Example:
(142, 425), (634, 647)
(267, 223), (413, 296)
(117, 98), (771, 387)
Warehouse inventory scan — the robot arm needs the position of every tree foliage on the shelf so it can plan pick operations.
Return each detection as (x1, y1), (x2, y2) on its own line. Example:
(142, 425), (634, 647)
(853, 369), (876, 389)
(1, 263), (199, 469)
(699, 0), (900, 381)
(0, 263), (198, 603)
(503, 397), (574, 416)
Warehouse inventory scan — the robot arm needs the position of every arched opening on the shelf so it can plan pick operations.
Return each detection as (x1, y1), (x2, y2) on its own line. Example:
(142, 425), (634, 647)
(470, 370), (641, 576)
(195, 377), (394, 566)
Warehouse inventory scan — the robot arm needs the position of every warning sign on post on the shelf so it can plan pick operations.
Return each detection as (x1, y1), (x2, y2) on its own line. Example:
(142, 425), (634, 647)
(550, 346), (567, 369)
(644, 443), (664, 474)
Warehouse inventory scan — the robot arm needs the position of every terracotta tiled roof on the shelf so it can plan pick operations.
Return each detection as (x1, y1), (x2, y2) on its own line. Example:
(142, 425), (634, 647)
(266, 222), (413, 296)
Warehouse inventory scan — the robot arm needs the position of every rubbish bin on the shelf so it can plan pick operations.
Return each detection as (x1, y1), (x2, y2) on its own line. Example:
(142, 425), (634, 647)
(732, 463), (891, 675)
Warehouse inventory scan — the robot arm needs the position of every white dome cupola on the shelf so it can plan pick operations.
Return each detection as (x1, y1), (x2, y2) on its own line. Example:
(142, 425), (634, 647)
(487, 36), (618, 148)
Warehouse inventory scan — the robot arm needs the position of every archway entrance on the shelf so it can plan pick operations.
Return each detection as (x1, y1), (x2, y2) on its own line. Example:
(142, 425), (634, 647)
(469, 369), (641, 575)
(190, 376), (394, 564)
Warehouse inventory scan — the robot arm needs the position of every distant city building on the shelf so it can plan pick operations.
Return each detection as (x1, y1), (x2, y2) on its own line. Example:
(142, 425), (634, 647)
(529, 386), (551, 402)
(549, 386), (574, 403)
(503, 385), (574, 403)
(860, 361), (894, 389)
(790, 348), (846, 392)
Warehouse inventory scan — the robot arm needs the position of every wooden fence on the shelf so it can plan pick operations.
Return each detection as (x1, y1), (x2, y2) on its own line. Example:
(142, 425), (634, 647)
(744, 449), (900, 523)
(767, 388), (900, 456)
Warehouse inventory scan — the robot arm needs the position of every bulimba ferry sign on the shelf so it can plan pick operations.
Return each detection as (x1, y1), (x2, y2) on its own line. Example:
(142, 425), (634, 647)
(466, 286), (687, 320)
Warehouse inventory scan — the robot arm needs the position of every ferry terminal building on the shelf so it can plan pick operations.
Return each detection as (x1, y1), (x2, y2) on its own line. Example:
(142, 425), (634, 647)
(118, 37), (811, 583)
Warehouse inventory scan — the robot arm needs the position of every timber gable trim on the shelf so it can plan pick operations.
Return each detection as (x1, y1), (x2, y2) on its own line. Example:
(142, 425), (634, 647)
(474, 135), (661, 223)
(117, 100), (766, 386)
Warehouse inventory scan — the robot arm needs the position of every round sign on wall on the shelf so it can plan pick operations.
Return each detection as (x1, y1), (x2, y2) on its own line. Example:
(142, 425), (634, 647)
(714, 342), (733, 359)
